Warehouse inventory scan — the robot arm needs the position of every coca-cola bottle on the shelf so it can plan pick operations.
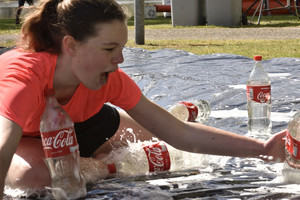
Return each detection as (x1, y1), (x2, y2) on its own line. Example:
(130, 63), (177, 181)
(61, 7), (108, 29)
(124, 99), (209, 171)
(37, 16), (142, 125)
(282, 111), (300, 183)
(40, 88), (86, 199)
(100, 140), (206, 177)
(246, 55), (271, 138)
(168, 100), (211, 122)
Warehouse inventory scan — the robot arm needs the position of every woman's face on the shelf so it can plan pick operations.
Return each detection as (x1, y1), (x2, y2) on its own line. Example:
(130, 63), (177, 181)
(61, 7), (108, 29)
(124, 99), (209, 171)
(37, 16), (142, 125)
(71, 20), (128, 90)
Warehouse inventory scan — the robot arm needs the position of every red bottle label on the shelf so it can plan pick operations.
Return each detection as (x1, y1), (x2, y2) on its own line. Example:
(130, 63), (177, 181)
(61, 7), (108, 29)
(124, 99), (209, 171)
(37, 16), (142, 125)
(286, 130), (300, 159)
(179, 101), (198, 121)
(41, 127), (79, 158)
(143, 141), (171, 172)
(246, 85), (271, 103)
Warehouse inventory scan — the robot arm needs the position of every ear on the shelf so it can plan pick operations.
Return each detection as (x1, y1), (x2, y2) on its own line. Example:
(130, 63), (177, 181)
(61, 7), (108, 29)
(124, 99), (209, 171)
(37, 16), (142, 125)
(61, 35), (77, 56)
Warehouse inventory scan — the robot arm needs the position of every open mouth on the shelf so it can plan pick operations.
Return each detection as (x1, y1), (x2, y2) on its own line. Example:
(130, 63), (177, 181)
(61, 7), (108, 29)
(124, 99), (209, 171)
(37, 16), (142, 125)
(99, 69), (117, 86)
(100, 72), (109, 85)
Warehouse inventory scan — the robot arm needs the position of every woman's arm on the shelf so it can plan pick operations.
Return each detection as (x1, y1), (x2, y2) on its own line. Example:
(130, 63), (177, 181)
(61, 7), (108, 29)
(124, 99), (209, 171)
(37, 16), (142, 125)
(126, 95), (286, 162)
(0, 115), (22, 199)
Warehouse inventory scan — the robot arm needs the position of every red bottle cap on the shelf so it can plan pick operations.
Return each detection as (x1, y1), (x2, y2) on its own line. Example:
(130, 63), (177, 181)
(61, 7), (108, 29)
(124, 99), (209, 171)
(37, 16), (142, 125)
(107, 163), (117, 174)
(254, 55), (262, 61)
(45, 88), (55, 96)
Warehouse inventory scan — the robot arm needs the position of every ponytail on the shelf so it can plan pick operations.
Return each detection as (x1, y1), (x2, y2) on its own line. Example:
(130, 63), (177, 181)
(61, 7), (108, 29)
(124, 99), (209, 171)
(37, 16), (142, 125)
(19, 0), (62, 52)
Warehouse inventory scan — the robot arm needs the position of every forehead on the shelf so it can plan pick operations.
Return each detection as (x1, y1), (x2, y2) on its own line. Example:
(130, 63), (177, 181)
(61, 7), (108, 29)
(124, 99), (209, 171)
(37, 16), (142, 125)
(90, 20), (128, 45)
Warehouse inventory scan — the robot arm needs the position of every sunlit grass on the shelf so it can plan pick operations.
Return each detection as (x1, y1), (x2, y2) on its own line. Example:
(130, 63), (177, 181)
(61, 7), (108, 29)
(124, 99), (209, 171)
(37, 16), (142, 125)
(126, 39), (300, 59)
(1, 15), (300, 59)
(0, 19), (21, 35)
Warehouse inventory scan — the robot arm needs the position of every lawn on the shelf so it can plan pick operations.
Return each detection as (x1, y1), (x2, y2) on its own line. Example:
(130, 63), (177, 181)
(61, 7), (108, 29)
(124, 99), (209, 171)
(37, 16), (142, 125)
(1, 15), (300, 59)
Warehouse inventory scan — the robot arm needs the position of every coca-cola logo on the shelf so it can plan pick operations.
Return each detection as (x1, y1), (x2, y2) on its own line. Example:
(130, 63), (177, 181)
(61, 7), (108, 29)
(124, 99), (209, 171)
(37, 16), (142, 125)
(145, 146), (164, 171)
(257, 92), (270, 103)
(42, 128), (74, 149)
(247, 85), (271, 104)
(180, 101), (198, 121)
(143, 142), (171, 172)
(41, 127), (78, 158)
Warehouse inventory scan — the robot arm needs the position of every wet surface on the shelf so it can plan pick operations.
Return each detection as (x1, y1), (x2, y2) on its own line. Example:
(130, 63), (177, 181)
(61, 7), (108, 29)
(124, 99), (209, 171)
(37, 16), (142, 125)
(2, 47), (300, 199)
(121, 48), (300, 134)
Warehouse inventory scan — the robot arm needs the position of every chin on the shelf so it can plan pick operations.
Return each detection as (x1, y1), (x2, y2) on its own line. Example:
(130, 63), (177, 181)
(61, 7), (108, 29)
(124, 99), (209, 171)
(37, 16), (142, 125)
(92, 85), (103, 91)
(85, 83), (104, 91)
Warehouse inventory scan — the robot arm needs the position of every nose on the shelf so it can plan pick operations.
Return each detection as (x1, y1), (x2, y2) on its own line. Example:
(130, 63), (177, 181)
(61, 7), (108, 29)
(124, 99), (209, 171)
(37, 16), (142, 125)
(112, 50), (124, 65)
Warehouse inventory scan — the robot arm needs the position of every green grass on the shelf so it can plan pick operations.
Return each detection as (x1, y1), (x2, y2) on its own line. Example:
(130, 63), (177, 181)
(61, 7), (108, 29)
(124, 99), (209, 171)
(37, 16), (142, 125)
(0, 19), (20, 35)
(127, 15), (172, 28)
(244, 14), (300, 27)
(1, 15), (300, 59)
(126, 39), (300, 60)
(125, 15), (300, 59)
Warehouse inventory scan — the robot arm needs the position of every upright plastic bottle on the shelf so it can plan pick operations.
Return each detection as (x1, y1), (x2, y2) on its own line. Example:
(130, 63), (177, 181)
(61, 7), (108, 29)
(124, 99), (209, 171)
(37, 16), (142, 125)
(40, 89), (86, 199)
(246, 55), (271, 137)
(282, 111), (300, 183)
(168, 100), (211, 122)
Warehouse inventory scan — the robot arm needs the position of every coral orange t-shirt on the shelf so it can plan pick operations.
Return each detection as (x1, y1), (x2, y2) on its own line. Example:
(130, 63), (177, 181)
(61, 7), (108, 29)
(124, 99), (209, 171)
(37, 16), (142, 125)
(0, 49), (141, 137)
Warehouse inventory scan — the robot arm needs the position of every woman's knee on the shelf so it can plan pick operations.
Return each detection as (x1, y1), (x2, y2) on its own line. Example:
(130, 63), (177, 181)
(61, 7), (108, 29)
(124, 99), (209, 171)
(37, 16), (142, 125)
(6, 158), (51, 189)
(5, 137), (51, 190)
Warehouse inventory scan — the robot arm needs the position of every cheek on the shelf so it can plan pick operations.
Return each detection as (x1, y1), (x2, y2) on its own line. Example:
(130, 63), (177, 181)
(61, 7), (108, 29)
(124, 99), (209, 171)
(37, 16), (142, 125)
(75, 50), (108, 73)
(82, 59), (104, 75)
(76, 54), (97, 70)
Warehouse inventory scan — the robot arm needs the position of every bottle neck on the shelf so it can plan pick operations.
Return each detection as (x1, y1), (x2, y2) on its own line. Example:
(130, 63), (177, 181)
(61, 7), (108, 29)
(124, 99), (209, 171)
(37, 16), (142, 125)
(254, 60), (266, 71)
(45, 94), (60, 108)
(255, 60), (262, 66)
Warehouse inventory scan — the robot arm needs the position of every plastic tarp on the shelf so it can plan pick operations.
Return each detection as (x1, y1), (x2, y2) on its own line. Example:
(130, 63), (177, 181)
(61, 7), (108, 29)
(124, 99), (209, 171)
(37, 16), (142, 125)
(121, 48), (300, 135)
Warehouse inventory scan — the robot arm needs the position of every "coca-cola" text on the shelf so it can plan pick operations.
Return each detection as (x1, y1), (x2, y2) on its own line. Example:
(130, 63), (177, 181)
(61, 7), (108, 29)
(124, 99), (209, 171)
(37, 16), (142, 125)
(42, 128), (74, 149)
(41, 127), (78, 158)
(143, 142), (171, 172)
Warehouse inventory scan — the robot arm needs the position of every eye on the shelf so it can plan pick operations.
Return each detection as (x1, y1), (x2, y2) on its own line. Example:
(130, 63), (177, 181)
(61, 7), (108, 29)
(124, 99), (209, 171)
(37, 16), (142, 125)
(105, 48), (114, 51)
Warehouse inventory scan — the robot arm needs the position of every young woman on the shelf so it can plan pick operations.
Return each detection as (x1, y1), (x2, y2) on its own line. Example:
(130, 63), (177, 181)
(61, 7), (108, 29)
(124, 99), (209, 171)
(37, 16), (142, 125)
(0, 0), (286, 198)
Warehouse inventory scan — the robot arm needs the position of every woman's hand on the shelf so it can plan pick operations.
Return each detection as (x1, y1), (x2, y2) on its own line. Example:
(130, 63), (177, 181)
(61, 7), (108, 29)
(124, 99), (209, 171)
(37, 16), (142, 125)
(261, 129), (286, 162)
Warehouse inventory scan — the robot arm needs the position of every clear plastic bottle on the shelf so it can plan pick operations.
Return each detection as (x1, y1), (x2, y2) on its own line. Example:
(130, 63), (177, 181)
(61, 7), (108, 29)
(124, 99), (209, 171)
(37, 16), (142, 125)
(168, 100), (211, 122)
(282, 111), (300, 183)
(246, 55), (271, 137)
(40, 89), (86, 199)
(101, 141), (206, 177)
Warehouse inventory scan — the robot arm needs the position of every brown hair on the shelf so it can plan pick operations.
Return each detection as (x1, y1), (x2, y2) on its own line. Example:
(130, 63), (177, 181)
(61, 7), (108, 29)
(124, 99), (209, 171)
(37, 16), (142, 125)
(19, 0), (127, 53)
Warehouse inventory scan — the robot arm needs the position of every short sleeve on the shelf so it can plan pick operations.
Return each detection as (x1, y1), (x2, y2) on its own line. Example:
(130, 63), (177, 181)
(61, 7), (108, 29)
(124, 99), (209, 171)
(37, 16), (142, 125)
(0, 50), (53, 130)
(0, 70), (41, 128)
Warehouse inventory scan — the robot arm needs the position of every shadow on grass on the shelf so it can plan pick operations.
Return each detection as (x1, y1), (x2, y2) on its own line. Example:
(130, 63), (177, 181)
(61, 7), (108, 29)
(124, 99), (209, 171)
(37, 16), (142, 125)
(127, 15), (300, 29)
(245, 22), (300, 27)
(127, 16), (172, 26)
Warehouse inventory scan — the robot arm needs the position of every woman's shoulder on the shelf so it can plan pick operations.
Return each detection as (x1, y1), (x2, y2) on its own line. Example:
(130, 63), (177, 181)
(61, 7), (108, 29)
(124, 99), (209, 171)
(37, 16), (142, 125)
(0, 48), (57, 87)
(1, 48), (56, 62)
(0, 48), (57, 73)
